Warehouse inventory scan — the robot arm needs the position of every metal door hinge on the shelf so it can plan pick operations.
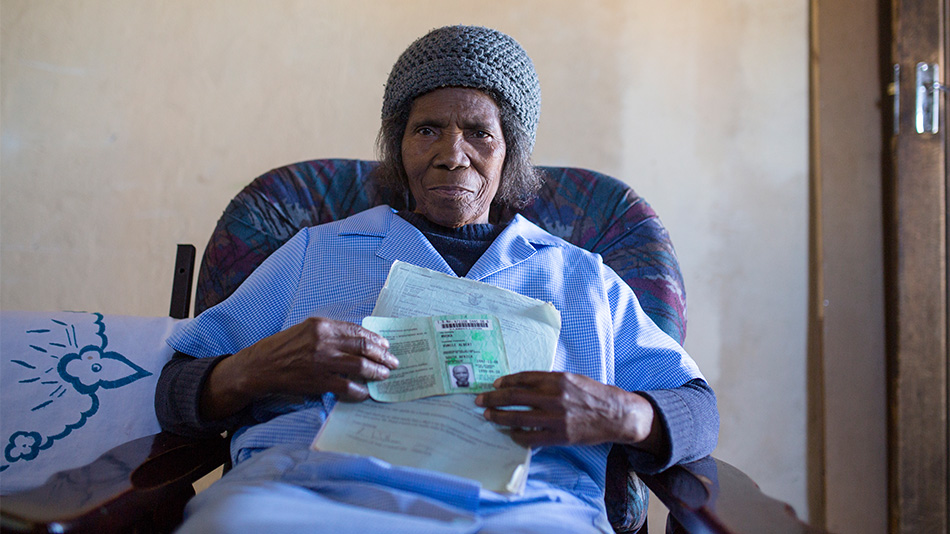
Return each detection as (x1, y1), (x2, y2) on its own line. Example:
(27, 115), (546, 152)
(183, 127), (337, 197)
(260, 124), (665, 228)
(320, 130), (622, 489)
(890, 64), (900, 135)
(915, 62), (945, 134)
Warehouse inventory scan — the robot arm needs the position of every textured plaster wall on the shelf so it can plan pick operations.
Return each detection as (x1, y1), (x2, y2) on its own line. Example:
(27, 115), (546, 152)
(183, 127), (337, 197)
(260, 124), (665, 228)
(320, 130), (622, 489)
(0, 0), (809, 519)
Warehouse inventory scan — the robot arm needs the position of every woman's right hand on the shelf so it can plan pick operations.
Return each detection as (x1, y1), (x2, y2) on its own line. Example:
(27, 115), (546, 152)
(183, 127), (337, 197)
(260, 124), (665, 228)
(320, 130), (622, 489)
(199, 317), (398, 420)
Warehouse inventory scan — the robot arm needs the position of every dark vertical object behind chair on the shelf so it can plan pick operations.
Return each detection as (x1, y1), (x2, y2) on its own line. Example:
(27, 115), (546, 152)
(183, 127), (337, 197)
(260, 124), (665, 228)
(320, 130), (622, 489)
(170, 244), (196, 320)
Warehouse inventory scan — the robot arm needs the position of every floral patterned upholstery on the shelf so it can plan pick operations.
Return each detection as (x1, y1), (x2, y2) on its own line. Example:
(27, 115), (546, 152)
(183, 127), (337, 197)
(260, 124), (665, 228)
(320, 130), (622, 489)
(194, 158), (687, 533)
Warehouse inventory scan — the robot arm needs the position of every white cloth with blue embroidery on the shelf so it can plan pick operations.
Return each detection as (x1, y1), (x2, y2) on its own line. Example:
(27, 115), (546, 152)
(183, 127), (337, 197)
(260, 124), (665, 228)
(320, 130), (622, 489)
(0, 311), (181, 493)
(167, 205), (703, 532)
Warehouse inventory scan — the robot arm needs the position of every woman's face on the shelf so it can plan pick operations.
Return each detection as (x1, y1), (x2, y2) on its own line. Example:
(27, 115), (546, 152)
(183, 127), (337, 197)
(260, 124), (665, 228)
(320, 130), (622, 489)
(401, 87), (506, 228)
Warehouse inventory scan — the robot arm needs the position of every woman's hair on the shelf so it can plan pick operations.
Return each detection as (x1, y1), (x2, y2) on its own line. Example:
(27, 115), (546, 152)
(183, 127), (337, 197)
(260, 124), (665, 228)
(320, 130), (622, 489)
(375, 90), (543, 213)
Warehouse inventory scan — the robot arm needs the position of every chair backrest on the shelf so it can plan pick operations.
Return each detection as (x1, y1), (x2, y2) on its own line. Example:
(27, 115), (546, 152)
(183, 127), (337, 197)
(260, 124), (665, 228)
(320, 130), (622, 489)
(194, 158), (686, 344)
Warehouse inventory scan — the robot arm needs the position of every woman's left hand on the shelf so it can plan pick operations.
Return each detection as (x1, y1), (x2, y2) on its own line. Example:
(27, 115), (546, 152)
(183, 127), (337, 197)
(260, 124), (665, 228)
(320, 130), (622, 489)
(475, 371), (663, 453)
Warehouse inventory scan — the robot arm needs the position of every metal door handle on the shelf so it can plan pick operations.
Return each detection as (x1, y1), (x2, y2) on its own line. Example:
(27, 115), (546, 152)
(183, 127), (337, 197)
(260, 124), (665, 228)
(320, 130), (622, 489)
(915, 62), (944, 134)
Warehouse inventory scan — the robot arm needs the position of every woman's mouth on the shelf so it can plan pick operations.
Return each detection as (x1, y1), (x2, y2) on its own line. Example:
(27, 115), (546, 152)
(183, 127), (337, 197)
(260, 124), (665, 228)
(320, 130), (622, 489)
(428, 185), (473, 198)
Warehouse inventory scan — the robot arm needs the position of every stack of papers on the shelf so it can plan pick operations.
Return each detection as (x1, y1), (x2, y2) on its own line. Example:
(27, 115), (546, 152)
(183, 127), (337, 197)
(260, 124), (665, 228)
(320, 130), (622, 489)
(312, 262), (561, 494)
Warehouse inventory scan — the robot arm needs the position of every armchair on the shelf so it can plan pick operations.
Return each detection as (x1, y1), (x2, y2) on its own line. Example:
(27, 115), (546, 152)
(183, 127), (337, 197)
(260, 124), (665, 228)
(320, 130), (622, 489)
(0, 159), (825, 534)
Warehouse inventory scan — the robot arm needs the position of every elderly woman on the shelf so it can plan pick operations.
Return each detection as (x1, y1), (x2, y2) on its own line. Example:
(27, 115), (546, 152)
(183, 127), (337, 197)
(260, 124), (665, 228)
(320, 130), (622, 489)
(157, 25), (718, 534)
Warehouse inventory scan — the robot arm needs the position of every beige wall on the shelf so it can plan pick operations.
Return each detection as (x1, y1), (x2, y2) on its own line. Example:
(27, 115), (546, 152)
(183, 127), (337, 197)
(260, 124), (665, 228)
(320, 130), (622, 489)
(0, 0), (810, 521)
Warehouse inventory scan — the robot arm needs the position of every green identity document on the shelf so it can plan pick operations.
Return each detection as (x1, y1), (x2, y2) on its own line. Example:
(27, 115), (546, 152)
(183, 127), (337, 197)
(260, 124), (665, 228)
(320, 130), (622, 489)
(363, 314), (510, 402)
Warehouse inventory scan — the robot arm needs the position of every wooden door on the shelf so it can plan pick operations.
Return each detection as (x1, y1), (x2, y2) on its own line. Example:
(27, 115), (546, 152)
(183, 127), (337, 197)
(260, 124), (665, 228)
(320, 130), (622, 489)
(885, 0), (948, 531)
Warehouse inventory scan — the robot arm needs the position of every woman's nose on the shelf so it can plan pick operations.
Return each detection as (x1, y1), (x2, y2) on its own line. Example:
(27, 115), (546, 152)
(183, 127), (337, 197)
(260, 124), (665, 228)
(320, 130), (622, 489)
(433, 134), (470, 170)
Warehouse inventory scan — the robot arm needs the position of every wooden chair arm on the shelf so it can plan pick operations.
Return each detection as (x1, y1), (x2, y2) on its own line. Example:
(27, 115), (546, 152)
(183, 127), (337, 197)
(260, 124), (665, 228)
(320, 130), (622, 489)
(0, 431), (229, 534)
(640, 456), (829, 534)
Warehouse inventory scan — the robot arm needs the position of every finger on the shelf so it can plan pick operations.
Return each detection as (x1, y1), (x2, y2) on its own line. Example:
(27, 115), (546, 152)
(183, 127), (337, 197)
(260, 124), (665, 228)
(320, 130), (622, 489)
(308, 318), (397, 368)
(507, 427), (563, 448)
(493, 371), (558, 389)
(334, 330), (399, 369)
(332, 320), (391, 350)
(483, 406), (553, 428)
(322, 374), (371, 402)
(327, 354), (392, 382)
(476, 387), (555, 409)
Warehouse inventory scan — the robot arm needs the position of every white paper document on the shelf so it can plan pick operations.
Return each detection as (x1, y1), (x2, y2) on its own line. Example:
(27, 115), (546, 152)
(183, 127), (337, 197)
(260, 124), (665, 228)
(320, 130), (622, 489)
(312, 395), (531, 494)
(312, 262), (562, 494)
(363, 314), (510, 402)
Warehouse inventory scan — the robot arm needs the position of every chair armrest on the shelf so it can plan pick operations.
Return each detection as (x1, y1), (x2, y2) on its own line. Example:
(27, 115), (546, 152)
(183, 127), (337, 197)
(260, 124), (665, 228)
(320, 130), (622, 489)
(640, 456), (829, 534)
(0, 431), (229, 534)
(0, 431), (824, 534)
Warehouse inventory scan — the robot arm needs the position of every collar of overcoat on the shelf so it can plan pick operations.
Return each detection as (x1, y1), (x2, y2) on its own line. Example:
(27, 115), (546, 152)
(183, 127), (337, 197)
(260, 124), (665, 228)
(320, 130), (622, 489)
(337, 205), (567, 281)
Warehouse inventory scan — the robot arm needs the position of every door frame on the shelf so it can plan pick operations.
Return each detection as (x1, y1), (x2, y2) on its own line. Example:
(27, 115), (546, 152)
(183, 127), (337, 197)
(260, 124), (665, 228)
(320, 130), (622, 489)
(884, 0), (948, 532)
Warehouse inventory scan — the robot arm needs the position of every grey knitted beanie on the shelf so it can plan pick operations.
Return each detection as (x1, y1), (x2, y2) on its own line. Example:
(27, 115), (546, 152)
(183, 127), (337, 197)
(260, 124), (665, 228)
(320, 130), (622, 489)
(382, 25), (541, 148)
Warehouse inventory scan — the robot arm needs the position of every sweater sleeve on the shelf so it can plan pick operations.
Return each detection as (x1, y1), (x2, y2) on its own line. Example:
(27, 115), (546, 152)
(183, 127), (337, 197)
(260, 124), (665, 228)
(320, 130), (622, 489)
(623, 378), (719, 473)
(154, 351), (248, 438)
